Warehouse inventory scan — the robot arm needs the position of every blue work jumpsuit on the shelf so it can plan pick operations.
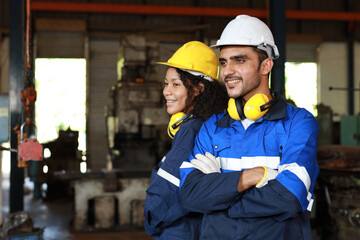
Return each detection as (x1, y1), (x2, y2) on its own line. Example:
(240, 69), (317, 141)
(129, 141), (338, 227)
(144, 118), (203, 240)
(179, 96), (319, 240)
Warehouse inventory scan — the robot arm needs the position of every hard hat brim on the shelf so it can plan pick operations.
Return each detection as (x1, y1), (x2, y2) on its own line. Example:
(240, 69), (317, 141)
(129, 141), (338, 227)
(157, 62), (218, 81)
(209, 43), (279, 59)
(156, 61), (189, 71)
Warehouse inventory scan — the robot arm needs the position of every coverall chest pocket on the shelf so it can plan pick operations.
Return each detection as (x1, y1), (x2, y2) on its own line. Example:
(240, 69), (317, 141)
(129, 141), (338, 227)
(264, 132), (286, 156)
(213, 140), (231, 157)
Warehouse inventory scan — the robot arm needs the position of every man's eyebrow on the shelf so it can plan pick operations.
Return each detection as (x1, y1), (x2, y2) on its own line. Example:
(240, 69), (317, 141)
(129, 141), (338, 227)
(219, 55), (249, 62)
(230, 55), (248, 60)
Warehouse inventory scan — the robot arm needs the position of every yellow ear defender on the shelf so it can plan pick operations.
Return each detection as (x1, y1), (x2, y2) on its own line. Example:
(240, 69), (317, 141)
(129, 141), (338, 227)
(227, 93), (273, 121)
(167, 112), (193, 139)
(228, 98), (244, 121)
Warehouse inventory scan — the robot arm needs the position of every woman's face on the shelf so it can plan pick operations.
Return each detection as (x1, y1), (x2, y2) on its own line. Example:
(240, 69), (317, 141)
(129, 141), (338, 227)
(163, 68), (189, 115)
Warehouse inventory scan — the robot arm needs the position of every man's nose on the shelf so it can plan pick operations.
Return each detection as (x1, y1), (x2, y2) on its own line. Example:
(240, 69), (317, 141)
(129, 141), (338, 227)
(222, 62), (235, 77)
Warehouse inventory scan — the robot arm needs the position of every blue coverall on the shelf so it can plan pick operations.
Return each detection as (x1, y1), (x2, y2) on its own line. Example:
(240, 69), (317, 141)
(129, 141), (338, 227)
(179, 95), (319, 240)
(144, 118), (203, 240)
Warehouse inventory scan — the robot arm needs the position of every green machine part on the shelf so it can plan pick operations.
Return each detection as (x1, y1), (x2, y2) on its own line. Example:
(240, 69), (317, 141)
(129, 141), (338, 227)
(340, 115), (360, 146)
(0, 95), (9, 143)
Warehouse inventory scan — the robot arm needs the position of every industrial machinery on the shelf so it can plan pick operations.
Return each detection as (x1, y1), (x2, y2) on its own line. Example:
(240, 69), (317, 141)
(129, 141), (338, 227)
(316, 145), (360, 240)
(31, 128), (82, 200)
(72, 35), (171, 232)
(314, 108), (360, 239)
(106, 35), (170, 170)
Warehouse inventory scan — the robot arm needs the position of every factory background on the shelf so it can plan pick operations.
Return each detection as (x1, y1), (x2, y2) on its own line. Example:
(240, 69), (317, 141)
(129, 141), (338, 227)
(0, 0), (360, 239)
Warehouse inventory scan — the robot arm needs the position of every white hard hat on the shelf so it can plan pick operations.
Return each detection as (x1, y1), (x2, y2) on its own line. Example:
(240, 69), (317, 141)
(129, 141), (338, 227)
(212, 15), (279, 59)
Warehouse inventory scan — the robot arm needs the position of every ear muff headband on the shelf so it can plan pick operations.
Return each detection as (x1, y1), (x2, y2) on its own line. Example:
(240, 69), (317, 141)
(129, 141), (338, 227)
(167, 112), (193, 139)
(228, 93), (273, 121)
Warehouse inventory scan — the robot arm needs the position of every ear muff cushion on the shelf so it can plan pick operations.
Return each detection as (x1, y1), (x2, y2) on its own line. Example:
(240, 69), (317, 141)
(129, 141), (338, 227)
(244, 93), (270, 121)
(167, 125), (175, 139)
(167, 112), (186, 139)
(228, 98), (240, 121)
(228, 98), (245, 121)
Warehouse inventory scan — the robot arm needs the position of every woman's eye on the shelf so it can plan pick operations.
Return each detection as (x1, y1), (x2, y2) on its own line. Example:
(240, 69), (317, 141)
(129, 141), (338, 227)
(173, 81), (183, 87)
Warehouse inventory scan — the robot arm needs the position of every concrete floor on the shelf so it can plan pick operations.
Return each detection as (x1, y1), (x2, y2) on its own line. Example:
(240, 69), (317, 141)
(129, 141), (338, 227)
(2, 177), (152, 240)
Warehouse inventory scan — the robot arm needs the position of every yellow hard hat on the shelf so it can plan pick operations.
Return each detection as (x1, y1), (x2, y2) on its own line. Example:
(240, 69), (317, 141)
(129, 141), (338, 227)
(158, 41), (219, 81)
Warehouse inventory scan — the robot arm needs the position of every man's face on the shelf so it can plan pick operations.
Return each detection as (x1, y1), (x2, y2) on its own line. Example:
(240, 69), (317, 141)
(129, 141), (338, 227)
(219, 46), (262, 100)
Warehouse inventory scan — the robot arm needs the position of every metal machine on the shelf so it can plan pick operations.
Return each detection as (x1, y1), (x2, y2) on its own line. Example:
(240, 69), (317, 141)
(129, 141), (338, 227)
(316, 145), (360, 240)
(72, 35), (171, 232)
(315, 105), (360, 239)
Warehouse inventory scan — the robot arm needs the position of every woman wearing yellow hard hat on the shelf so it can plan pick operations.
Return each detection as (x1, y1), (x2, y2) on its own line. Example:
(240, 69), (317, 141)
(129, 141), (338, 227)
(144, 41), (228, 240)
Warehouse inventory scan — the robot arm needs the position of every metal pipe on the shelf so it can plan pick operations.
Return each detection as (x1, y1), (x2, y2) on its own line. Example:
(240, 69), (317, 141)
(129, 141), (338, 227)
(26, 0), (31, 68)
(30, 2), (267, 17)
(347, 41), (354, 115)
(30, 1), (360, 21)
(328, 86), (360, 91)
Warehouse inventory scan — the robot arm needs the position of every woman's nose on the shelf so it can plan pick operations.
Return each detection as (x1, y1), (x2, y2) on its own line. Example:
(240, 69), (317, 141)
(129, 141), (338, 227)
(163, 85), (171, 96)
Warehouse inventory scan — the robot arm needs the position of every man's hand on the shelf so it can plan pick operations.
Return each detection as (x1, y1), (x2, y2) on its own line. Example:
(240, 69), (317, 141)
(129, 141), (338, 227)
(190, 152), (221, 174)
(237, 166), (278, 192)
(255, 166), (278, 188)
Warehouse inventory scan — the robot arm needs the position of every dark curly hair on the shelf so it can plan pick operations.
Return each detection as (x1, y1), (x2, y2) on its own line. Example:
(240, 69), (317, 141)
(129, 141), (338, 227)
(175, 68), (229, 122)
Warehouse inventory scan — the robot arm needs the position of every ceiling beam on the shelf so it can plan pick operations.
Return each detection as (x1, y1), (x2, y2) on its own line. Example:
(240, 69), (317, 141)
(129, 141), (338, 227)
(30, 2), (267, 18)
(30, 1), (360, 21)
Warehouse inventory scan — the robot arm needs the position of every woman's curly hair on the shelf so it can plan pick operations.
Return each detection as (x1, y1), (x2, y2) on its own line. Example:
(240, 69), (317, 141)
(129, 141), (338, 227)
(176, 68), (229, 122)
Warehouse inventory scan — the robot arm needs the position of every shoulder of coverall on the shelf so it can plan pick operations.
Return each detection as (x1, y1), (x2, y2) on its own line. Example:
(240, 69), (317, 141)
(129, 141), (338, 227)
(172, 117), (202, 142)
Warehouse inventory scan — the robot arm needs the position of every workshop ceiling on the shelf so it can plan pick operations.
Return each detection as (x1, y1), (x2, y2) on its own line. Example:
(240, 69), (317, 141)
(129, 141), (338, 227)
(2, 0), (360, 42)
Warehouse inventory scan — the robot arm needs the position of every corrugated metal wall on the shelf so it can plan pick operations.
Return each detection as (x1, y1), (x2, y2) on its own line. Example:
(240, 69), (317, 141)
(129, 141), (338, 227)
(0, 0), (9, 30)
(87, 39), (119, 170)
(287, 43), (318, 62)
(0, 37), (9, 93)
(36, 32), (85, 58)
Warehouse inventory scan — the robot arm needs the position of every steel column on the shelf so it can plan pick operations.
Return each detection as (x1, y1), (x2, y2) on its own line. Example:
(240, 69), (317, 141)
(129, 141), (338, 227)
(269, 0), (286, 98)
(9, 0), (24, 212)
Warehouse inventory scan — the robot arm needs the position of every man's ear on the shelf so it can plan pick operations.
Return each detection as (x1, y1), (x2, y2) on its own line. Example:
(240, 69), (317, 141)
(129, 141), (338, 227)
(260, 58), (274, 75)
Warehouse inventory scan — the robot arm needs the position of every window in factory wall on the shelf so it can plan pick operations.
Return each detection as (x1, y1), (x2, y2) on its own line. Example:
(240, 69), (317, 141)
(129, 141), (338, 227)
(284, 62), (318, 116)
(34, 58), (86, 153)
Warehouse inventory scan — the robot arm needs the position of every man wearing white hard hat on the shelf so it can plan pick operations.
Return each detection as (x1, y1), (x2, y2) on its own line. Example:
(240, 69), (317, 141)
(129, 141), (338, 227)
(179, 15), (319, 240)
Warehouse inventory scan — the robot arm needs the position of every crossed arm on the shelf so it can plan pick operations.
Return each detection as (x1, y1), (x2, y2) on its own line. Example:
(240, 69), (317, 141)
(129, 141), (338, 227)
(179, 112), (319, 219)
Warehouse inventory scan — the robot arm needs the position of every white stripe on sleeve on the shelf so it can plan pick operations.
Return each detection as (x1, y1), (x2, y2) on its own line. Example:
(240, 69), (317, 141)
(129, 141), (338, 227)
(278, 163), (311, 191)
(220, 156), (280, 171)
(157, 168), (180, 187)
